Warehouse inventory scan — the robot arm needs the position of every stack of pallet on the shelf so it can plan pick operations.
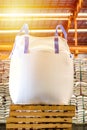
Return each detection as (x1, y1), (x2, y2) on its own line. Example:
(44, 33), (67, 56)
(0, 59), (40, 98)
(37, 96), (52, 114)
(6, 104), (75, 130)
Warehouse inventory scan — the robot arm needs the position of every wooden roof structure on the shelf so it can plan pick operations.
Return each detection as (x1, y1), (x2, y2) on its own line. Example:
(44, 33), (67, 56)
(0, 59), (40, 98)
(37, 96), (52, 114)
(0, 0), (87, 59)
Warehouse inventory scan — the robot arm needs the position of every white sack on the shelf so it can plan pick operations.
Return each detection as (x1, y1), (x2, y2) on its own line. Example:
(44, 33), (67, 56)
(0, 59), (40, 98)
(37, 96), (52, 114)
(9, 24), (73, 104)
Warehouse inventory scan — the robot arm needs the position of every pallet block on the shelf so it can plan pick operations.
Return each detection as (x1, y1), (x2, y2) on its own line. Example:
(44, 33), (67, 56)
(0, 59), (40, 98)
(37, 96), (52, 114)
(6, 104), (75, 130)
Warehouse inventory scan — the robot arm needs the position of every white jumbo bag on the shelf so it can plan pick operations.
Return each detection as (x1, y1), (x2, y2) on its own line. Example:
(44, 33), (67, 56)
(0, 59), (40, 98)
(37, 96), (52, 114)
(9, 24), (73, 104)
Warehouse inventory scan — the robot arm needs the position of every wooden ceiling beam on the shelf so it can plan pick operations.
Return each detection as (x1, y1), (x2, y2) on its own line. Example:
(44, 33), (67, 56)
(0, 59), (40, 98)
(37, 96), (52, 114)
(70, 46), (87, 52)
(73, 0), (84, 48)
(0, 5), (73, 9)
(0, 44), (87, 52)
(73, 0), (84, 18)
(0, 45), (13, 51)
(74, 18), (78, 47)
(67, 0), (84, 32)
(66, 0), (84, 51)
(70, 46), (87, 56)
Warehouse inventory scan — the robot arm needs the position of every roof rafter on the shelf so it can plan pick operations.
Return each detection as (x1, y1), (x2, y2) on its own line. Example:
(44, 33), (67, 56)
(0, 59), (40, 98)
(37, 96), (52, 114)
(67, 0), (84, 31)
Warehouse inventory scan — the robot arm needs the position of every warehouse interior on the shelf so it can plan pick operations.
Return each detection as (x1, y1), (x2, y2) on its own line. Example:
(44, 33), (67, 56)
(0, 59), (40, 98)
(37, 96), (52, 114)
(0, 0), (87, 58)
(0, 0), (87, 130)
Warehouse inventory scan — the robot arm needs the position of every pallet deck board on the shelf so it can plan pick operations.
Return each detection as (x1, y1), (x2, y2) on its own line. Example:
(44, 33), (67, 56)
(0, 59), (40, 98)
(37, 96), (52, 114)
(7, 117), (72, 123)
(6, 123), (72, 129)
(10, 104), (75, 111)
(10, 111), (75, 117)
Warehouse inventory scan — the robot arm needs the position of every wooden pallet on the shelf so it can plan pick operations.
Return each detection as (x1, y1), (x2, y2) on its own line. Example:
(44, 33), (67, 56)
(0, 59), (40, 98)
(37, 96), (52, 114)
(6, 104), (75, 130)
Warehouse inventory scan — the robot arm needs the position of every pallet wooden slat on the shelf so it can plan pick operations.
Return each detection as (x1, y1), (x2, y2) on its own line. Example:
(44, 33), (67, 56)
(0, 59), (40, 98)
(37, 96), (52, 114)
(10, 104), (75, 111)
(10, 111), (75, 117)
(7, 117), (72, 123)
(7, 123), (72, 129)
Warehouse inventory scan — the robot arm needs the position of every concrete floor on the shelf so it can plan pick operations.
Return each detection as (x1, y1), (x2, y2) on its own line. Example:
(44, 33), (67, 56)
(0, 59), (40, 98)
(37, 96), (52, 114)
(72, 124), (87, 130)
(0, 123), (87, 130)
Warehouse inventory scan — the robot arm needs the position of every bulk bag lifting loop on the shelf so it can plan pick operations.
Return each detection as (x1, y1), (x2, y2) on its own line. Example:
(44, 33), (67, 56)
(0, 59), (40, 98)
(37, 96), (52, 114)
(10, 24), (29, 58)
(54, 24), (67, 53)
(18, 23), (29, 35)
(18, 24), (29, 53)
